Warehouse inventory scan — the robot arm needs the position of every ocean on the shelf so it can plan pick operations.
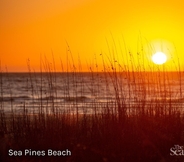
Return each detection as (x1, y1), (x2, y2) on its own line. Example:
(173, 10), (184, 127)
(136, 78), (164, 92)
(0, 72), (184, 114)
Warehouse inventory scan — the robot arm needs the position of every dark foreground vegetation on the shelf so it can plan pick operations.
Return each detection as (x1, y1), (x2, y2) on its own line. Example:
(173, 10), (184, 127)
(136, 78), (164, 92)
(0, 107), (184, 162)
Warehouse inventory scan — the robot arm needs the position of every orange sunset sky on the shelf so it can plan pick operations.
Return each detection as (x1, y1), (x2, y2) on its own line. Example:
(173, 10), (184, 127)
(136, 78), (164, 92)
(0, 0), (184, 72)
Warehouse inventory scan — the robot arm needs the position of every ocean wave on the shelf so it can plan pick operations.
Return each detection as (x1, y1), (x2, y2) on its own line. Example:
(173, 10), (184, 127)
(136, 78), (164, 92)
(35, 95), (90, 103)
(64, 96), (89, 102)
(0, 96), (30, 102)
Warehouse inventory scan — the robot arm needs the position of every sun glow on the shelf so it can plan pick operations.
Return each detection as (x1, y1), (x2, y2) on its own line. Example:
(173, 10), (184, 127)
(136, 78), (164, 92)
(151, 52), (167, 65)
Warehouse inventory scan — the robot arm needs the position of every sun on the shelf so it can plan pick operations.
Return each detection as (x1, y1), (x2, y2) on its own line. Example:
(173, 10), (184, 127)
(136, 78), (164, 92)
(151, 52), (167, 65)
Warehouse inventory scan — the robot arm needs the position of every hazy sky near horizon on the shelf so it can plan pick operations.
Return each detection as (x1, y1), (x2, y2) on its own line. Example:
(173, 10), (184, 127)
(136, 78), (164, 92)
(1, 0), (184, 71)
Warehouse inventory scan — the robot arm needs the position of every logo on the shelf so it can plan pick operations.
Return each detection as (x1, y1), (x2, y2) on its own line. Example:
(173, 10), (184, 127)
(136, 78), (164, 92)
(170, 145), (184, 156)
